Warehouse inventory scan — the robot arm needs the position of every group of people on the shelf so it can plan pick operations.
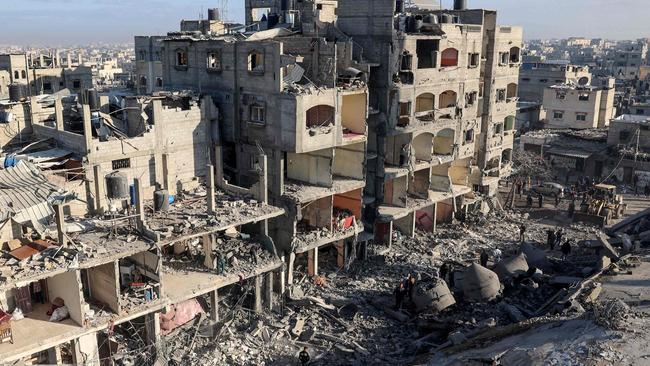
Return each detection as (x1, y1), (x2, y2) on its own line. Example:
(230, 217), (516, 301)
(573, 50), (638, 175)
(393, 274), (417, 310)
(546, 228), (573, 259)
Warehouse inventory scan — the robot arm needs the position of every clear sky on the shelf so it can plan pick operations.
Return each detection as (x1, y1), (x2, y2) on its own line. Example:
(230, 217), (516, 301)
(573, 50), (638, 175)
(0, 0), (647, 46)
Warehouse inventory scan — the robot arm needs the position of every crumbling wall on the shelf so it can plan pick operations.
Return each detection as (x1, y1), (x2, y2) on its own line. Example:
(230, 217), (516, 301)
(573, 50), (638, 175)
(333, 143), (365, 180)
(384, 175), (407, 207)
(300, 196), (332, 229)
(47, 270), (85, 325)
(287, 150), (333, 187)
(86, 262), (120, 314)
(431, 164), (452, 192)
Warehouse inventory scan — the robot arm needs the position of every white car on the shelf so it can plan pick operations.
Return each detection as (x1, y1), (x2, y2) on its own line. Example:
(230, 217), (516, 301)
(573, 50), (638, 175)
(531, 182), (565, 198)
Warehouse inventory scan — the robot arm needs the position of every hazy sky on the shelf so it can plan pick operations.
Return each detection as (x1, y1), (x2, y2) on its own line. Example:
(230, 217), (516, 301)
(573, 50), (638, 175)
(0, 0), (647, 46)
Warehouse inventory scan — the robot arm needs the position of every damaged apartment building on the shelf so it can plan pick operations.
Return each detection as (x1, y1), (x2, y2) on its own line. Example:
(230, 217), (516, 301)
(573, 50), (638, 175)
(335, 0), (522, 245)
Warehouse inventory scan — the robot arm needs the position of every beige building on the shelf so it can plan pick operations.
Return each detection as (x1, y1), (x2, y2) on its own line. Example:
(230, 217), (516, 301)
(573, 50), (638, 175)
(542, 78), (616, 129)
(134, 36), (165, 95)
(519, 62), (591, 102)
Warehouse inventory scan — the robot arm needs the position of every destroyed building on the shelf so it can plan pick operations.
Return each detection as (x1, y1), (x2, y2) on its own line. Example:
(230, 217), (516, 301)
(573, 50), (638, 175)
(335, 0), (522, 244)
(519, 61), (591, 103)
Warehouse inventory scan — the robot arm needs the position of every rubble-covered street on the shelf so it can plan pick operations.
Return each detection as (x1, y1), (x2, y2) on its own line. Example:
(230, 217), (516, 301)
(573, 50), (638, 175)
(155, 189), (650, 366)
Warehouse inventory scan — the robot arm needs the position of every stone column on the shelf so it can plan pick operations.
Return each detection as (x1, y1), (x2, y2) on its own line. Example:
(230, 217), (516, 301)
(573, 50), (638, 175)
(265, 272), (273, 310)
(206, 164), (216, 214)
(307, 248), (318, 277)
(54, 204), (66, 247)
(210, 289), (219, 321)
(254, 275), (263, 313)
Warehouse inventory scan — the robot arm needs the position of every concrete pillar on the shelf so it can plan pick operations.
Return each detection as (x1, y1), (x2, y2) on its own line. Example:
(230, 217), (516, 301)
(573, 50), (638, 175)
(335, 240), (345, 269)
(81, 103), (93, 153)
(387, 221), (394, 249)
(162, 153), (171, 192)
(259, 219), (268, 236)
(214, 146), (225, 187)
(54, 98), (65, 132)
(73, 333), (100, 366)
(287, 252), (296, 286)
(202, 233), (215, 269)
(256, 154), (268, 203)
(254, 275), (263, 313)
(278, 256), (286, 295)
(210, 289), (219, 321)
(47, 345), (63, 365)
(307, 248), (318, 277)
(265, 272), (273, 310)
(134, 178), (145, 232)
(206, 164), (216, 214)
(93, 165), (105, 214)
(54, 204), (66, 247)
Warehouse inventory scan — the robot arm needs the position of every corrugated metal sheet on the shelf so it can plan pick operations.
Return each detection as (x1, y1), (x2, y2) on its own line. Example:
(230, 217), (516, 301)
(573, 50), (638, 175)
(0, 161), (72, 226)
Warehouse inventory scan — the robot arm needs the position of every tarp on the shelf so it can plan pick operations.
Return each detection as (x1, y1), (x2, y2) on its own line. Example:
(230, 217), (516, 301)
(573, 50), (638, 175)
(159, 298), (205, 335)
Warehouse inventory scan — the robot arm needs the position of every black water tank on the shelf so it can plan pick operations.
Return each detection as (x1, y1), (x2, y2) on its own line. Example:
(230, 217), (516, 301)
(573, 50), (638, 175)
(440, 14), (454, 24)
(208, 8), (220, 21)
(9, 84), (26, 102)
(105, 172), (129, 199)
(268, 13), (280, 28)
(454, 0), (468, 10)
(87, 89), (99, 111)
(154, 189), (170, 212)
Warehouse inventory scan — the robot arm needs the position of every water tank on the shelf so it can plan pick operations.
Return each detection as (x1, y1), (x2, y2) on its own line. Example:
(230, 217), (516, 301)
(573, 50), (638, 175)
(424, 14), (438, 24)
(9, 84), (26, 102)
(154, 189), (170, 212)
(208, 8), (220, 21)
(440, 14), (454, 24)
(454, 0), (468, 10)
(105, 172), (129, 199)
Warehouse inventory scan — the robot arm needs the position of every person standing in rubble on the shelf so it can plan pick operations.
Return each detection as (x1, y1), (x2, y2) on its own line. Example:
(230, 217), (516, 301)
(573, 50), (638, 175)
(299, 347), (310, 365)
(480, 250), (489, 267)
(526, 193), (533, 208)
(538, 194), (544, 208)
(250, 246), (259, 265)
(406, 274), (417, 301)
(554, 194), (561, 207)
(519, 224), (527, 242)
(439, 263), (449, 283)
(394, 282), (406, 310)
(555, 229), (564, 249)
(561, 239), (573, 259)
(216, 251), (226, 275)
(547, 229), (556, 251)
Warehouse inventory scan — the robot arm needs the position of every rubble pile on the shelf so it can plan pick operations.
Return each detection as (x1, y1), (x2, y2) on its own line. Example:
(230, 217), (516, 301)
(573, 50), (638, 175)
(593, 299), (632, 330)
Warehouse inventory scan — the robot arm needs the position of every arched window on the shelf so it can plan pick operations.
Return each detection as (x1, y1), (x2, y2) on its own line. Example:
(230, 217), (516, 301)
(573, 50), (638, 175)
(306, 105), (335, 129)
(509, 47), (521, 63)
(441, 48), (459, 67)
(415, 93), (435, 113)
(14, 71), (19, 79)
(507, 83), (518, 100)
(439, 90), (457, 108)
(21, 70), (26, 79)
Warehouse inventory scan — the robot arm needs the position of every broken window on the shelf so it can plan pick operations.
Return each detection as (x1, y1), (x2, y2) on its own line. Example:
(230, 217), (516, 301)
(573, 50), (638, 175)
(555, 91), (566, 100)
(21, 70), (26, 79)
(499, 52), (509, 65)
(464, 129), (474, 144)
(399, 101), (411, 117)
(415, 93), (435, 113)
(468, 53), (480, 68)
(73, 79), (81, 89)
(139, 75), (147, 86)
(578, 92), (590, 101)
(248, 51), (264, 73)
(576, 113), (587, 122)
(400, 52), (413, 71)
(553, 110), (564, 120)
(509, 47), (520, 63)
(306, 105), (335, 129)
(416, 40), (439, 69)
(14, 70), (19, 79)
(465, 91), (478, 106)
(207, 51), (222, 70)
(156, 77), (163, 87)
(250, 104), (266, 124)
(496, 89), (506, 103)
(506, 83), (518, 100)
(441, 48), (459, 67)
(43, 81), (52, 92)
(138, 50), (146, 61)
(493, 123), (503, 136)
(521, 77), (530, 82)
(112, 158), (131, 170)
(439, 90), (457, 108)
(176, 49), (188, 67)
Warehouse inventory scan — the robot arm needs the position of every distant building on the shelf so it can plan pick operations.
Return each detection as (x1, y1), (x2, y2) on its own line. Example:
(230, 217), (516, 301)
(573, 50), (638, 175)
(542, 78), (616, 129)
(134, 36), (165, 94)
(519, 61), (591, 102)
(607, 114), (650, 184)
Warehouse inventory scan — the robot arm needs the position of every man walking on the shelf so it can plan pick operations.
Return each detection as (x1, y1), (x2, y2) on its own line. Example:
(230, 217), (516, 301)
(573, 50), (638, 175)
(547, 229), (556, 250)
(299, 347), (310, 366)
(519, 224), (527, 243)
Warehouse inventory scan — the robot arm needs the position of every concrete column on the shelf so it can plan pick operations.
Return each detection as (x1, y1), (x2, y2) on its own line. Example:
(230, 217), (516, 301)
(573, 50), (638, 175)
(93, 165), (105, 214)
(202, 233), (215, 269)
(214, 146), (225, 187)
(254, 275), (263, 313)
(73, 333), (100, 366)
(206, 164), (216, 214)
(287, 252), (296, 286)
(307, 248), (318, 277)
(387, 221), (394, 249)
(433, 202), (438, 235)
(259, 219), (268, 236)
(278, 256), (286, 295)
(81, 104), (93, 153)
(54, 204), (66, 247)
(335, 240), (345, 269)
(134, 178), (145, 232)
(54, 98), (65, 132)
(47, 345), (63, 365)
(256, 154), (268, 203)
(210, 289), (219, 322)
(162, 153), (171, 191)
(265, 272), (273, 310)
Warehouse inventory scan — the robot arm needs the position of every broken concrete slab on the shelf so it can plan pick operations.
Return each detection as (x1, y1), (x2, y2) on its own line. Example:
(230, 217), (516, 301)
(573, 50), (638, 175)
(462, 263), (501, 303)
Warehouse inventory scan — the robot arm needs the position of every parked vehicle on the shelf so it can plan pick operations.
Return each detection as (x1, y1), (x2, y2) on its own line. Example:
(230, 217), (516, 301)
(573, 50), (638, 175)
(531, 182), (565, 198)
